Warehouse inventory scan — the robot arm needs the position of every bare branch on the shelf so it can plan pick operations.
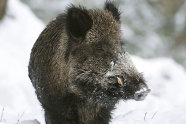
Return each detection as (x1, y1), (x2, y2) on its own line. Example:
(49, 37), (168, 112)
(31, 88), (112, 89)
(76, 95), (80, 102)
(0, 107), (4, 122)
(151, 112), (157, 120)
(144, 112), (147, 121)
(17, 111), (25, 124)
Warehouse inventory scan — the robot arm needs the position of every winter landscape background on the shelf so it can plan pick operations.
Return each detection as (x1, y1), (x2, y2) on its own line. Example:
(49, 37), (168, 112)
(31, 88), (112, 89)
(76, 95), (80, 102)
(0, 0), (186, 124)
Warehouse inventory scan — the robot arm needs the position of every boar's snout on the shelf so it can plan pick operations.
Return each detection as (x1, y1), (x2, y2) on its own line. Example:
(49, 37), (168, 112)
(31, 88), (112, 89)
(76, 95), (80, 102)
(106, 73), (150, 101)
(134, 84), (151, 101)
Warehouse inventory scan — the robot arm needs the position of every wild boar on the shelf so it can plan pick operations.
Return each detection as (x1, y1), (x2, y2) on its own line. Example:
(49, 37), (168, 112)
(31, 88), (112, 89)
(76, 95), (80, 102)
(28, 1), (150, 124)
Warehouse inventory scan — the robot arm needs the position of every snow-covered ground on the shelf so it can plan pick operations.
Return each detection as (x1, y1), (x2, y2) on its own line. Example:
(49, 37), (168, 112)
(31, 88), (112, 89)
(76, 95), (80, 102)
(0, 0), (44, 123)
(0, 0), (186, 124)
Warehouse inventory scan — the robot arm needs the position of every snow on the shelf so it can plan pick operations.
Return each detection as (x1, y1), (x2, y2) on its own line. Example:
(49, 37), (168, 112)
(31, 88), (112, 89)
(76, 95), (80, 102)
(0, 0), (186, 124)
(0, 0), (44, 123)
(135, 86), (148, 94)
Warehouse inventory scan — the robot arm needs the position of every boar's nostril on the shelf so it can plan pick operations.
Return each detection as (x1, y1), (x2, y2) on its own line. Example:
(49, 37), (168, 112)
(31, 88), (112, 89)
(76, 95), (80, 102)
(134, 87), (151, 101)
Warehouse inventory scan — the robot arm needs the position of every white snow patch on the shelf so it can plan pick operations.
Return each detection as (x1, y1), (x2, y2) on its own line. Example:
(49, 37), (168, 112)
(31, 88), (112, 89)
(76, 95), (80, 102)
(110, 61), (115, 68)
(135, 87), (148, 94)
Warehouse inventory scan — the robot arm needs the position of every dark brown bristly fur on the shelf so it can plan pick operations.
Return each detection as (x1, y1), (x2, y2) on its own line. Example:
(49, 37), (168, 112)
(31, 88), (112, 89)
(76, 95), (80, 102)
(28, 2), (149, 124)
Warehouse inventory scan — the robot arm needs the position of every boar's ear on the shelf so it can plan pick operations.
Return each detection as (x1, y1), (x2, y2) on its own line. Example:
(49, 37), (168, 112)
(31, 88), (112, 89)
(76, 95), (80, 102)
(66, 5), (93, 38)
(104, 1), (120, 22)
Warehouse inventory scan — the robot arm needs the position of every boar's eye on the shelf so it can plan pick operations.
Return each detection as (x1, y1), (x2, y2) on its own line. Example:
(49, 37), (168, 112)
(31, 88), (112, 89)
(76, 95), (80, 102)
(96, 45), (104, 51)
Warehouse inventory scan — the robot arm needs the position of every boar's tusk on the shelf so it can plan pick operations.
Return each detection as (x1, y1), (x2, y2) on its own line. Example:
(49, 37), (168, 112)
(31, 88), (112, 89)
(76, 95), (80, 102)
(117, 77), (123, 86)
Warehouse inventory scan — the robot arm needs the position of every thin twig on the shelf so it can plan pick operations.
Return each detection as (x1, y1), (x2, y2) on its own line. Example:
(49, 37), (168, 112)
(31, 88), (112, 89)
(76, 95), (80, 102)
(0, 107), (4, 122)
(17, 111), (25, 124)
(151, 112), (157, 119)
(144, 112), (147, 121)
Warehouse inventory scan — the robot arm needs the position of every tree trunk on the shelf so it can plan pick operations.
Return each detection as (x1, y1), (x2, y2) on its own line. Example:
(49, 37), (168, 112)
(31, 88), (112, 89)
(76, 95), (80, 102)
(0, 0), (7, 20)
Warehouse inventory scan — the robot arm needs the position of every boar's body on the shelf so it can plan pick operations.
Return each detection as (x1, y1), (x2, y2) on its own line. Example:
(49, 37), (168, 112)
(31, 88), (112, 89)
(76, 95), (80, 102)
(29, 2), (150, 124)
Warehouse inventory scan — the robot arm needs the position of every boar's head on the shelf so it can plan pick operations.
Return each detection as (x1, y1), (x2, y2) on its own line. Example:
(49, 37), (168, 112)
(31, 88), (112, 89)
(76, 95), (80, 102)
(66, 2), (150, 105)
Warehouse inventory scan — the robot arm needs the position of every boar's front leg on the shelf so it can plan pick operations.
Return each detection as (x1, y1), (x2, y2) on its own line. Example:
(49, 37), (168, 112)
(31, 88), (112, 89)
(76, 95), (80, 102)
(44, 94), (80, 124)
(78, 100), (114, 124)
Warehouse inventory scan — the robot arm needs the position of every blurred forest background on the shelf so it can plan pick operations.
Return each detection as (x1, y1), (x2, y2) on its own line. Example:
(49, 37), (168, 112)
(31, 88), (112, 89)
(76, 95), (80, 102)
(1, 0), (186, 69)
